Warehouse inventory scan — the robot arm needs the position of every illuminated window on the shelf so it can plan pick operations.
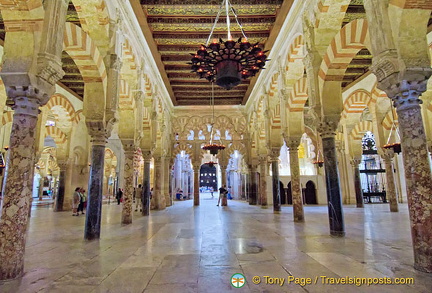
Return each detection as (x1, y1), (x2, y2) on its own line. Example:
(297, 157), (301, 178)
(45, 120), (56, 127)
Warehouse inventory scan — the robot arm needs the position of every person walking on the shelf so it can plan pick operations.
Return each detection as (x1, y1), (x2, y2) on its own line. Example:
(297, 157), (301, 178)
(135, 184), (143, 212)
(116, 188), (123, 205)
(77, 188), (86, 214)
(217, 185), (227, 206)
(72, 187), (81, 216)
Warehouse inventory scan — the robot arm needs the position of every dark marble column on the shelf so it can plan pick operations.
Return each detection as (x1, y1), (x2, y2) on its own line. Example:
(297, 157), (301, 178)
(287, 138), (304, 222)
(121, 143), (135, 224)
(389, 81), (432, 272)
(269, 148), (281, 213)
(141, 153), (152, 216)
(380, 149), (398, 212)
(248, 165), (258, 205)
(259, 156), (268, 208)
(84, 135), (106, 240)
(318, 120), (345, 237)
(193, 164), (200, 206)
(350, 158), (364, 208)
(54, 166), (66, 212)
(0, 96), (40, 280)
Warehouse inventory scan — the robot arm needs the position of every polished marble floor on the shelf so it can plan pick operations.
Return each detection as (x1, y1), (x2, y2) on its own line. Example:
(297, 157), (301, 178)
(1, 194), (431, 293)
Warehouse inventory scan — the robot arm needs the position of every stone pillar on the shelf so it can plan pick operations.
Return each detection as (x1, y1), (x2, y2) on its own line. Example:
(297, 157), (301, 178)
(380, 149), (398, 212)
(259, 156), (268, 208)
(350, 158), (364, 208)
(153, 156), (166, 210)
(318, 120), (345, 237)
(84, 133), (106, 240)
(121, 143), (135, 224)
(141, 152), (152, 216)
(193, 164), (200, 206)
(248, 165), (258, 205)
(163, 156), (172, 207)
(54, 162), (67, 212)
(269, 148), (281, 213)
(0, 95), (41, 280)
(287, 138), (304, 222)
(220, 164), (227, 187)
(389, 81), (432, 271)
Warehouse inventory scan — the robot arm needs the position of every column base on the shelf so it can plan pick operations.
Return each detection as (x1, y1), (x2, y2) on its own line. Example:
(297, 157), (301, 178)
(356, 203), (364, 208)
(0, 266), (23, 281)
(261, 205), (268, 209)
(414, 263), (432, 273)
(330, 231), (345, 237)
(273, 210), (281, 214)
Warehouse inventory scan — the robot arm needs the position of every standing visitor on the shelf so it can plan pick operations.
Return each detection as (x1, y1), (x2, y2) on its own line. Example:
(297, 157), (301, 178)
(72, 187), (81, 216)
(116, 188), (123, 205)
(135, 184), (143, 212)
(217, 185), (227, 206)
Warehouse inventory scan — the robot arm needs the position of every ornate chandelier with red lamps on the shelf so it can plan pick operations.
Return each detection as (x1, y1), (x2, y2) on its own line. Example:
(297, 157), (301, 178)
(189, 0), (269, 90)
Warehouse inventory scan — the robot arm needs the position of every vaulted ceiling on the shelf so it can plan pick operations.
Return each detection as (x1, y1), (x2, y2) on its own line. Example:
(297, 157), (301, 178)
(138, 0), (288, 106)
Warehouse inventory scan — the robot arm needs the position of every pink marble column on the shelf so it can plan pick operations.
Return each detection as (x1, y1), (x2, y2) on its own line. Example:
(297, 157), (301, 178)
(163, 156), (172, 207)
(121, 144), (135, 224)
(193, 164), (200, 206)
(259, 157), (268, 208)
(287, 138), (304, 222)
(350, 158), (364, 208)
(0, 96), (41, 280)
(380, 149), (398, 212)
(153, 156), (166, 210)
(389, 81), (432, 272)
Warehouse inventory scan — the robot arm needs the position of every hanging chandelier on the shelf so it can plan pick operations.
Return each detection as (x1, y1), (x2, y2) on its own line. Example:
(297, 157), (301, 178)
(189, 0), (269, 90)
(313, 142), (324, 168)
(202, 83), (226, 155)
(204, 161), (218, 168)
(382, 109), (402, 154)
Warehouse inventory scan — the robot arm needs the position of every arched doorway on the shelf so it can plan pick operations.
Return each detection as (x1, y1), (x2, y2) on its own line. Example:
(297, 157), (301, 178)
(305, 181), (317, 204)
(287, 182), (293, 204)
(279, 181), (286, 204)
(200, 164), (217, 193)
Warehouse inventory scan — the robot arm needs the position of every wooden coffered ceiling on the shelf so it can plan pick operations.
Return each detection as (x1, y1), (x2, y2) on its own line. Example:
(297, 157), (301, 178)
(138, 0), (287, 106)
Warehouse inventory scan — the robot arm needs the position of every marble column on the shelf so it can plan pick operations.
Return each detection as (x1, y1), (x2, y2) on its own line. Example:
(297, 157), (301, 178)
(193, 164), (200, 206)
(318, 120), (345, 237)
(390, 81), (432, 272)
(84, 134), (106, 240)
(54, 163), (67, 212)
(248, 165), (258, 205)
(153, 156), (166, 210)
(141, 152), (152, 216)
(380, 149), (398, 212)
(220, 164), (227, 187)
(163, 157), (172, 207)
(121, 144), (134, 224)
(0, 96), (41, 280)
(259, 157), (268, 208)
(287, 138), (304, 222)
(350, 158), (364, 208)
(269, 148), (281, 213)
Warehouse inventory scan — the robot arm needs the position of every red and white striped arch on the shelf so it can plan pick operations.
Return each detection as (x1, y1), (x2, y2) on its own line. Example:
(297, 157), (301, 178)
(350, 120), (373, 140)
(119, 79), (134, 108)
(319, 19), (370, 83)
(382, 110), (398, 131)
(45, 126), (67, 145)
(342, 89), (371, 117)
(288, 77), (308, 112)
(45, 93), (76, 123)
(63, 22), (107, 85)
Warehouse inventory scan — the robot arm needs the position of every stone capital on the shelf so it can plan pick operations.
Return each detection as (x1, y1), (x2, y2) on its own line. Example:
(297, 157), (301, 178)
(86, 121), (109, 146)
(350, 158), (361, 167)
(105, 53), (122, 71)
(380, 148), (395, 162)
(318, 117), (339, 139)
(269, 148), (280, 161)
(121, 140), (136, 154)
(285, 137), (301, 151)
(142, 150), (153, 162)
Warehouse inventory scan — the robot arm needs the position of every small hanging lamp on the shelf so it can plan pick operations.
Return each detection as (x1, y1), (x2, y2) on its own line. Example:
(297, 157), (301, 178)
(383, 109), (401, 154)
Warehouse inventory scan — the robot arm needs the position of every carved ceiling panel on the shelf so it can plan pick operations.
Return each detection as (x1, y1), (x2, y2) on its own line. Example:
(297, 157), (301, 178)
(140, 0), (284, 106)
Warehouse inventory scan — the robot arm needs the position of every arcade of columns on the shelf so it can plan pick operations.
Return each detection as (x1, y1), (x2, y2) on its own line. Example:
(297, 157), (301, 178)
(0, 0), (432, 281)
